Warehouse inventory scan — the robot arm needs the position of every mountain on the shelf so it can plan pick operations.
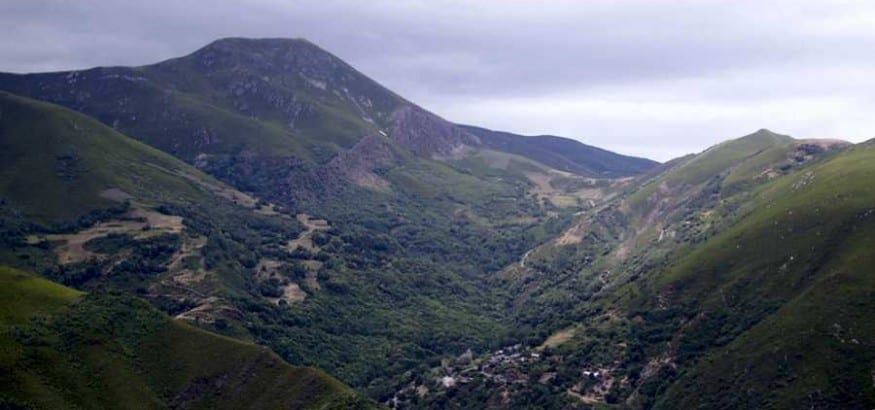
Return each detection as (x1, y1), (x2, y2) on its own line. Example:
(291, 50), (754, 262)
(461, 125), (658, 178)
(0, 89), (305, 294)
(0, 39), (656, 400)
(0, 38), (401, 163)
(0, 265), (374, 409)
(0, 38), (653, 196)
(493, 129), (832, 318)
(4, 36), (872, 410)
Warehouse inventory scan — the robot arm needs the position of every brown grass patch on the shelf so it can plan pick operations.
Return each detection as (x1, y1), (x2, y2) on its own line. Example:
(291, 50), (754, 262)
(525, 172), (609, 209)
(268, 283), (307, 305)
(168, 235), (207, 271)
(539, 328), (577, 350)
(37, 208), (183, 265)
(99, 188), (134, 202)
(285, 214), (330, 252)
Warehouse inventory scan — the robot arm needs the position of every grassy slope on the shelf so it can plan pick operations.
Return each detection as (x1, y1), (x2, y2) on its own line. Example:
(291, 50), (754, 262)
(0, 91), (213, 222)
(665, 129), (793, 186)
(646, 143), (875, 408)
(506, 131), (806, 323)
(0, 266), (371, 410)
(0, 90), (517, 398)
(625, 129), (795, 213)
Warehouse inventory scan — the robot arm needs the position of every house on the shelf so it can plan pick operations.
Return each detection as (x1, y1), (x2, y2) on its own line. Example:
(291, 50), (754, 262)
(440, 376), (456, 388)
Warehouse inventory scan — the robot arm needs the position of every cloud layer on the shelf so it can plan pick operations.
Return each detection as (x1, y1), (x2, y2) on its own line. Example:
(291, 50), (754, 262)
(3, 0), (874, 160)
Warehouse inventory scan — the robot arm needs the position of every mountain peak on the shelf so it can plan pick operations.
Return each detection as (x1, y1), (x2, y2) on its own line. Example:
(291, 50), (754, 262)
(198, 37), (316, 53)
(748, 128), (786, 139)
(735, 128), (794, 145)
(182, 37), (343, 74)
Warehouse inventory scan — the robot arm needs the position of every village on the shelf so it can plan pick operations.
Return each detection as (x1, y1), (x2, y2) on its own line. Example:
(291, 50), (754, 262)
(389, 342), (614, 408)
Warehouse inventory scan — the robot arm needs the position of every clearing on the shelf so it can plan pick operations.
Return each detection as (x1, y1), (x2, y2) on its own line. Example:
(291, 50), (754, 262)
(28, 208), (183, 264)
(268, 283), (308, 305)
(286, 213), (330, 252)
(539, 328), (577, 350)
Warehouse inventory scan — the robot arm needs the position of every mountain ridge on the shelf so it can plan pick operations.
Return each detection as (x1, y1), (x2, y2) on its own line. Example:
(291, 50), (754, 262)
(461, 124), (659, 177)
(0, 37), (656, 180)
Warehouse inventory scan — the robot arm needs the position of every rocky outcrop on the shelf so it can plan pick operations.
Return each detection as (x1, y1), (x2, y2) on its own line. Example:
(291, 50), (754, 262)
(389, 105), (480, 158)
(323, 133), (398, 189)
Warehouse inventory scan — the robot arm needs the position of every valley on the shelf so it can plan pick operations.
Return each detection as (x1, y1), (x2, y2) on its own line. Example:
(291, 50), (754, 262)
(1, 37), (874, 410)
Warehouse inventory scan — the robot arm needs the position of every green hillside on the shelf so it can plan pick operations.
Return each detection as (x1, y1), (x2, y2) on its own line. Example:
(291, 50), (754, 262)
(662, 129), (793, 185)
(0, 266), (374, 410)
(0, 89), (569, 400)
(626, 129), (797, 213)
(647, 143), (875, 409)
(0, 91), (210, 222)
(403, 132), (868, 409)
(498, 130), (830, 318)
(0, 39), (634, 398)
(4, 36), (873, 409)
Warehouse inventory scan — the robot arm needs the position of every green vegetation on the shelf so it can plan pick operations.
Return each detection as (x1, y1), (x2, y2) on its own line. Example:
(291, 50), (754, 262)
(0, 266), (373, 409)
(645, 143), (875, 409)
(0, 91), (209, 222)
(0, 89), (571, 401)
(666, 129), (793, 185)
(422, 135), (874, 409)
(4, 37), (873, 409)
(0, 265), (82, 326)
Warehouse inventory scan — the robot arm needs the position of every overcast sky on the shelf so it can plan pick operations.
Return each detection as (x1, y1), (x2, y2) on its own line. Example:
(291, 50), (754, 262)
(3, 0), (875, 160)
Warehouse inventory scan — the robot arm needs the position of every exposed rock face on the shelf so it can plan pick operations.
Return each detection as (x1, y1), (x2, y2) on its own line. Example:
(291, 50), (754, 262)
(323, 133), (398, 189)
(389, 105), (480, 158)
